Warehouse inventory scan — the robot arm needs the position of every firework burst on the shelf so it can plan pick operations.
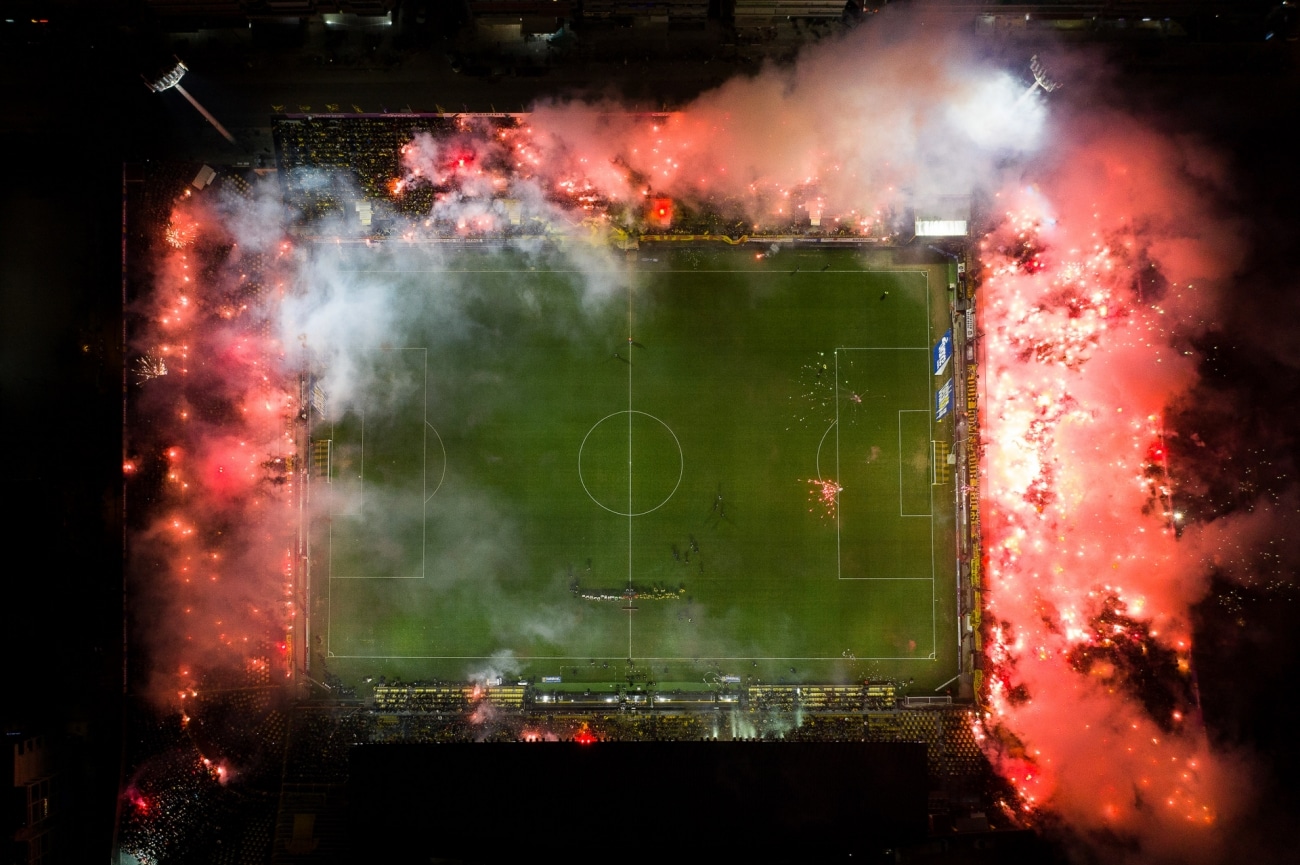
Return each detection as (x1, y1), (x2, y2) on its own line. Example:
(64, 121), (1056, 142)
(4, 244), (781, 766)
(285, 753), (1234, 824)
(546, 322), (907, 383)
(806, 478), (843, 520)
(164, 217), (197, 249)
(134, 353), (169, 384)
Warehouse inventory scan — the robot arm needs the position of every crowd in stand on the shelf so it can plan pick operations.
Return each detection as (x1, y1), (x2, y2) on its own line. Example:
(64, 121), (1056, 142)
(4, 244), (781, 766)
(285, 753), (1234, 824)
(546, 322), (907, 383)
(283, 707), (370, 784)
(269, 114), (905, 240)
(274, 115), (461, 220)
(120, 671), (989, 863)
(120, 685), (288, 865)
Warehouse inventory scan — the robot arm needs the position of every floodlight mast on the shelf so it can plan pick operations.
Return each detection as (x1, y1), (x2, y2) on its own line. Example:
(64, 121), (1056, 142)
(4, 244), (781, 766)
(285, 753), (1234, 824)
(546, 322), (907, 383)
(1018, 54), (1061, 105)
(1030, 55), (1061, 93)
(144, 60), (237, 145)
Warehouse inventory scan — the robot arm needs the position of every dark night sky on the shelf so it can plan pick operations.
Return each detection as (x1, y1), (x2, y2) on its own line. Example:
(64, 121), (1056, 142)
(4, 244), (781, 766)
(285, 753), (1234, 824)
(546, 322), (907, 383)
(3, 3), (1300, 862)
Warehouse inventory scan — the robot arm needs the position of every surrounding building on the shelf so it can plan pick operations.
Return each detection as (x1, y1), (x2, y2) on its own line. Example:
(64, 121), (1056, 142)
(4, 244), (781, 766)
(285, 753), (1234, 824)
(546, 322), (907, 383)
(4, 731), (55, 865)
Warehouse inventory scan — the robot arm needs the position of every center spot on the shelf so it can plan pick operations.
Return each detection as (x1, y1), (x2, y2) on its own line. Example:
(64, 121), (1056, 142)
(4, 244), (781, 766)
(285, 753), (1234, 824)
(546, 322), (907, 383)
(578, 410), (683, 517)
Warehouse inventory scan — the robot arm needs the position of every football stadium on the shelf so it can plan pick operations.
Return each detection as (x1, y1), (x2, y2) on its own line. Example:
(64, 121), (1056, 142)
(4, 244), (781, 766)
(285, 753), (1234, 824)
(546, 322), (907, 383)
(258, 114), (980, 701)
(87, 2), (1292, 859)
(120, 113), (991, 863)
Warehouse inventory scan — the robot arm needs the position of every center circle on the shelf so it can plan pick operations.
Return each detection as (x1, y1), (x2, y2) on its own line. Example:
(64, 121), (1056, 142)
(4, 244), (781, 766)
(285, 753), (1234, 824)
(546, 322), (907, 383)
(578, 410), (684, 516)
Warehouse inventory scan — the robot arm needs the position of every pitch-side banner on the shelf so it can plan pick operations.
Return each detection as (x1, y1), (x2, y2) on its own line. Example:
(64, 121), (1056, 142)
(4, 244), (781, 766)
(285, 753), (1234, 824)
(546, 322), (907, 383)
(936, 377), (953, 420)
(934, 329), (953, 376)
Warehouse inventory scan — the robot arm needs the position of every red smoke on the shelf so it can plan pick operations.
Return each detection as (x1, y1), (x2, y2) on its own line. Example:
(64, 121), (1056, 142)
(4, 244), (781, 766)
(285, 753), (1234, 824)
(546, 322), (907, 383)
(129, 191), (298, 702)
(977, 109), (1249, 861)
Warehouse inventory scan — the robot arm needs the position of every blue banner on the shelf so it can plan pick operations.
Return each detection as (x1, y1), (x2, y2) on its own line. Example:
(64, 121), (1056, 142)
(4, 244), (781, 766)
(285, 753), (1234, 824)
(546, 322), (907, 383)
(936, 378), (953, 420)
(934, 329), (953, 376)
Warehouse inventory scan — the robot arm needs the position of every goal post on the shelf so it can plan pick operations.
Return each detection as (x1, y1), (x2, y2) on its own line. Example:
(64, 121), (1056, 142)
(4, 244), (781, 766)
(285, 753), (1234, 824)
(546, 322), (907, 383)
(311, 439), (331, 482)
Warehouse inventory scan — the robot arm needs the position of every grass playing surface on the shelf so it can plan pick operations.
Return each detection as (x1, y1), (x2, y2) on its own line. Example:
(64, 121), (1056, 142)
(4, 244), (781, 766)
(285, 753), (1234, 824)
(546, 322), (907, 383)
(310, 245), (958, 689)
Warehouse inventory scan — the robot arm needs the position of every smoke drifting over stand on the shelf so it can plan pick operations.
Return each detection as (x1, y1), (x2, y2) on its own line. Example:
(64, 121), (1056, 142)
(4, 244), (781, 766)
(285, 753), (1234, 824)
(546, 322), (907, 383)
(388, 23), (1044, 234)
(124, 13), (1291, 862)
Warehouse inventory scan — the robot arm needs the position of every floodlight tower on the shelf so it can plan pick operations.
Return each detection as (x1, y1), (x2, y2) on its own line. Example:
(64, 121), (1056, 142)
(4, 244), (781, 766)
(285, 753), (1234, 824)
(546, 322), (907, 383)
(145, 59), (237, 145)
(1017, 55), (1061, 105)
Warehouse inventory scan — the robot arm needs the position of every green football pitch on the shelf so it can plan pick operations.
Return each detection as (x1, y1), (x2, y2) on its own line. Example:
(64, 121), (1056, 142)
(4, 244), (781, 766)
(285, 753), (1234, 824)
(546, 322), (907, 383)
(309, 245), (958, 690)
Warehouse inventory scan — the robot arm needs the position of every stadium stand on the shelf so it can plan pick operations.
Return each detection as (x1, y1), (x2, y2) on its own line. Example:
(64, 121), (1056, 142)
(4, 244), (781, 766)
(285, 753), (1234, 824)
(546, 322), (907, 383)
(372, 683), (526, 712)
(582, 0), (709, 25)
(733, 0), (849, 26)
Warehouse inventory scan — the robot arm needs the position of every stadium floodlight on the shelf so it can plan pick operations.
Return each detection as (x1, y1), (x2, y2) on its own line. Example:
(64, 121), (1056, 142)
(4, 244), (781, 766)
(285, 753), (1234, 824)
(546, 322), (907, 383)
(1030, 55), (1061, 93)
(1018, 55), (1061, 105)
(144, 58), (237, 145)
(145, 60), (188, 93)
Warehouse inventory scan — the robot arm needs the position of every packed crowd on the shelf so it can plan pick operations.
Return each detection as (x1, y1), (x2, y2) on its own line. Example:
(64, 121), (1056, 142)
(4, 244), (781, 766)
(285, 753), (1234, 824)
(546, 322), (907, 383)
(120, 676), (989, 863)
(269, 114), (906, 240)
(273, 115), (461, 219)
(120, 684), (289, 865)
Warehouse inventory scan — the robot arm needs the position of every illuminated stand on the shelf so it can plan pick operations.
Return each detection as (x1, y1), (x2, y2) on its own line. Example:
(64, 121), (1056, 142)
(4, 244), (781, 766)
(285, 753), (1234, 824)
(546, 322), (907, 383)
(145, 60), (237, 145)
